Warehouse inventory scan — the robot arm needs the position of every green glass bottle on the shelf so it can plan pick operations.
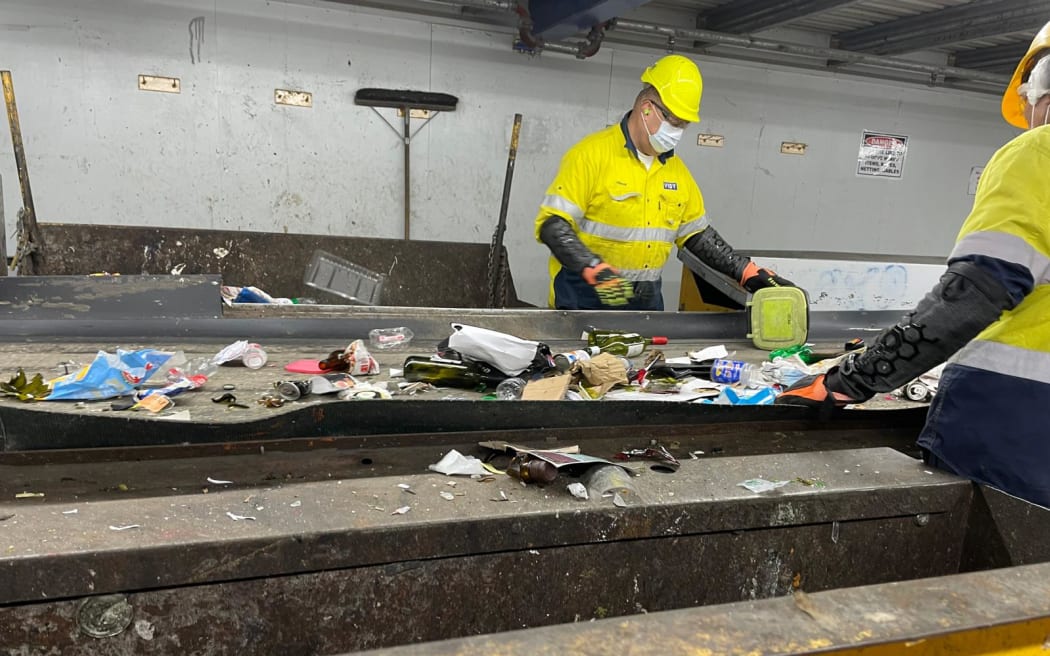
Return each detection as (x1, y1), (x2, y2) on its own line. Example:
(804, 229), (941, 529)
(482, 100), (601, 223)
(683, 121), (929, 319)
(402, 356), (507, 390)
(585, 329), (668, 357)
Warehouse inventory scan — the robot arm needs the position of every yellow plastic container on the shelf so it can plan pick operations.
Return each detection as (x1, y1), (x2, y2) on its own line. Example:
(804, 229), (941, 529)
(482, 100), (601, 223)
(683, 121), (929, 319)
(747, 287), (810, 350)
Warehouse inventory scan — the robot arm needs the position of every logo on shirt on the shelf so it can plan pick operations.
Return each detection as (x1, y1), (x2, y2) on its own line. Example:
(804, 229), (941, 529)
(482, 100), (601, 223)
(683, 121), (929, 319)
(663, 182), (678, 190)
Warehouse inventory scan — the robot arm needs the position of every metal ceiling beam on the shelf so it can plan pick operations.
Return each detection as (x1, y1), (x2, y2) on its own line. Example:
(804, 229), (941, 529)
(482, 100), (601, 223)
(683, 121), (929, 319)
(834, 0), (1046, 55)
(610, 18), (1008, 85)
(702, 0), (860, 34)
(529, 0), (652, 40)
(953, 42), (1030, 71)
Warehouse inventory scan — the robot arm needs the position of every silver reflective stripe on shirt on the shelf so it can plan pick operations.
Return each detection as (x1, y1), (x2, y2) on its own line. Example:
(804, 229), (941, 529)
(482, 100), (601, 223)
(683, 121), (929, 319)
(951, 339), (1050, 385)
(542, 194), (584, 222)
(951, 231), (1050, 285)
(619, 267), (664, 282)
(676, 214), (709, 240)
(577, 217), (677, 244)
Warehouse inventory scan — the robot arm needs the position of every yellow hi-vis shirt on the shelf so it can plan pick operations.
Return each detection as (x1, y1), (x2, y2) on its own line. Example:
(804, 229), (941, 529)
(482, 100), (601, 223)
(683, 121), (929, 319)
(534, 114), (709, 307)
(948, 124), (1050, 383)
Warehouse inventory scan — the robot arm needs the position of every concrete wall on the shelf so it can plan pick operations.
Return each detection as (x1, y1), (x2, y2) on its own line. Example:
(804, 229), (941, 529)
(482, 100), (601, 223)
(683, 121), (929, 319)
(0, 0), (1021, 308)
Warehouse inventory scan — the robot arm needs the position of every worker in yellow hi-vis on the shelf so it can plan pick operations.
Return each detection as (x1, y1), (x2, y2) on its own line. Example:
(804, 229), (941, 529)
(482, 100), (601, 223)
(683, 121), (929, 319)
(534, 54), (797, 310)
(779, 21), (1050, 508)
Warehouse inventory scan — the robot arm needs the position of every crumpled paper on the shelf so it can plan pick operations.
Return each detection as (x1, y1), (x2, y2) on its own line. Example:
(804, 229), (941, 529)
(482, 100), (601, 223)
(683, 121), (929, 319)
(574, 353), (629, 398)
(428, 449), (488, 476)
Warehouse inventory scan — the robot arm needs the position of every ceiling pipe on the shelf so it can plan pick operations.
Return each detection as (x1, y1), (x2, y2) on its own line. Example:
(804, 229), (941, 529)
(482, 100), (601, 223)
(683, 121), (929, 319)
(612, 18), (1008, 85)
(347, 0), (1009, 87)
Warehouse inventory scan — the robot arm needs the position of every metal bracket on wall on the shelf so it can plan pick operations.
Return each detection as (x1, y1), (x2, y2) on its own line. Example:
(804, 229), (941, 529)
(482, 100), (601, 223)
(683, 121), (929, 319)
(138, 74), (181, 94)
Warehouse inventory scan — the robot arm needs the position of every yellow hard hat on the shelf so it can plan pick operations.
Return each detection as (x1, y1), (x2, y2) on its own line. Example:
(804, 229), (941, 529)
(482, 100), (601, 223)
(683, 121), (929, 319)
(1002, 20), (1050, 129)
(641, 55), (702, 123)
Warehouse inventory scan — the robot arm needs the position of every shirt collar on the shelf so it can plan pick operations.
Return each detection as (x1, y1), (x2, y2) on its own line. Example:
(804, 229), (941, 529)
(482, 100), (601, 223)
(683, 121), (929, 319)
(620, 111), (675, 164)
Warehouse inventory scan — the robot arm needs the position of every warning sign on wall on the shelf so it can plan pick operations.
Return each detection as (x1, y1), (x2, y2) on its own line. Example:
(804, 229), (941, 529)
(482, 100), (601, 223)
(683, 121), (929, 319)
(856, 131), (908, 179)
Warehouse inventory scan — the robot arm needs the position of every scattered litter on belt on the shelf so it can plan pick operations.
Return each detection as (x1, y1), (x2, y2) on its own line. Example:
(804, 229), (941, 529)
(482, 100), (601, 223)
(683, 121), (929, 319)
(109, 524), (141, 531)
(795, 477), (826, 488)
(221, 285), (294, 305)
(893, 363), (944, 403)
(615, 445), (680, 472)
(398, 483), (416, 495)
(391, 506), (411, 515)
(212, 340), (268, 369)
(447, 323), (540, 376)
(15, 492), (44, 499)
(738, 478), (792, 493)
(61, 509), (79, 515)
(491, 490), (509, 502)
(134, 394), (174, 413)
(612, 493), (628, 508)
(226, 512), (256, 521)
(337, 383), (392, 400)
(439, 491), (455, 501)
(0, 513), (14, 521)
(290, 500), (302, 508)
(207, 477), (234, 485)
(567, 482), (589, 500)
(369, 327), (415, 350)
(703, 386), (777, 406)
(690, 450), (705, 459)
(308, 373), (356, 395)
(429, 450), (489, 476)
(689, 345), (729, 362)
(47, 349), (173, 401)
(1, 369), (49, 402)
(318, 340), (380, 376)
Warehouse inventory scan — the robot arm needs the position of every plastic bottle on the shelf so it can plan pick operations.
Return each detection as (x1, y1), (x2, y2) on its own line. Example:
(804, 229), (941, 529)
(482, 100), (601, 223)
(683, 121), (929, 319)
(369, 327), (415, 350)
(553, 347), (601, 373)
(495, 377), (527, 400)
(402, 356), (506, 390)
(586, 329), (668, 357)
(241, 343), (268, 369)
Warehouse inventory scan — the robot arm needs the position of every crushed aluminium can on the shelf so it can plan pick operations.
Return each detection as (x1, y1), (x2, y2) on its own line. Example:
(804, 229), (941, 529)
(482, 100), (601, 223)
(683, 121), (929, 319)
(275, 379), (312, 401)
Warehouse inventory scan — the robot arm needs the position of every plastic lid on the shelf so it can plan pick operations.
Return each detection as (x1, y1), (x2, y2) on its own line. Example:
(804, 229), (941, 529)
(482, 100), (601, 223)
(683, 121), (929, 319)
(651, 336), (669, 345)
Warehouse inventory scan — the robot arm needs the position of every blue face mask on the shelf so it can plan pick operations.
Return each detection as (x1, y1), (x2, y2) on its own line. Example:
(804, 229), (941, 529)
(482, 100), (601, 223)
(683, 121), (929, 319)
(644, 104), (684, 153)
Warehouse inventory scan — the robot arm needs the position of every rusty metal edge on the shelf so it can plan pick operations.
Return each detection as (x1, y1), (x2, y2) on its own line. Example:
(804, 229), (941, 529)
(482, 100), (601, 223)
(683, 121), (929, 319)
(358, 560), (1050, 656)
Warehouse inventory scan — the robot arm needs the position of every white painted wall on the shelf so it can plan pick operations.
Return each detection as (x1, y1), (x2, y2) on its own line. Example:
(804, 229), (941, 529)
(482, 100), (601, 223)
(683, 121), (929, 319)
(0, 0), (1021, 308)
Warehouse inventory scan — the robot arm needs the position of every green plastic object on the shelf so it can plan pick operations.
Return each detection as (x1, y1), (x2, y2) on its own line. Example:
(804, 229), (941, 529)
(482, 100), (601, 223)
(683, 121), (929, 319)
(747, 287), (810, 351)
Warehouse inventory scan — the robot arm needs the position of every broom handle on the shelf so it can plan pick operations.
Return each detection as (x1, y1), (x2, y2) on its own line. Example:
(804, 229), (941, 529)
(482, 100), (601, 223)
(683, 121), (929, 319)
(403, 109), (411, 240)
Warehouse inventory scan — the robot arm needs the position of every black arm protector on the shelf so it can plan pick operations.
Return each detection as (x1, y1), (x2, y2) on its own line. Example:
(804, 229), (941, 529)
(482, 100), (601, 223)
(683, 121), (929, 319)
(538, 216), (598, 274)
(832, 260), (1017, 400)
(683, 227), (749, 281)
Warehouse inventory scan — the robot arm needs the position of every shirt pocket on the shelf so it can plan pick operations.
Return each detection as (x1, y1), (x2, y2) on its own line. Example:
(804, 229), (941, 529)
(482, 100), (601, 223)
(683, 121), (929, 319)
(657, 190), (686, 229)
(599, 185), (644, 228)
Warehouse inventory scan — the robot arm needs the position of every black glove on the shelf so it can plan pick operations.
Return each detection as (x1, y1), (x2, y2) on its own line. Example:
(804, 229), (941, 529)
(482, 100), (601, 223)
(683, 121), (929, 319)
(740, 261), (795, 293)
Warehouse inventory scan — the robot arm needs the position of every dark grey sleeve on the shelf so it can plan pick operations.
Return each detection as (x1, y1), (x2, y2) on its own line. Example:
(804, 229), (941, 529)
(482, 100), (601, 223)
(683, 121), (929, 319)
(682, 227), (749, 281)
(538, 215), (599, 274)
(832, 260), (1016, 400)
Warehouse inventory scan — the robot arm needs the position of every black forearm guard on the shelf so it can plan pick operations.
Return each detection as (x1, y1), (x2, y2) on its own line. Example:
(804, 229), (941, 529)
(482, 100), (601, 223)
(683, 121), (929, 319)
(683, 227), (749, 281)
(833, 260), (1016, 400)
(539, 216), (598, 274)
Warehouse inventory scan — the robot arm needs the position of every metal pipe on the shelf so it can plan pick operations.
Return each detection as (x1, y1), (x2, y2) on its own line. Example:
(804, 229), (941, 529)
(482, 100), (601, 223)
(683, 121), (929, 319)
(417, 0), (518, 10)
(613, 18), (1008, 84)
(1, 71), (43, 275)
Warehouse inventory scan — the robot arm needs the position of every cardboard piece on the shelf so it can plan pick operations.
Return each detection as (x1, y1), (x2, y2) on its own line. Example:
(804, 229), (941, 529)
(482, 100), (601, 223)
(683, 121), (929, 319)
(521, 374), (572, 400)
